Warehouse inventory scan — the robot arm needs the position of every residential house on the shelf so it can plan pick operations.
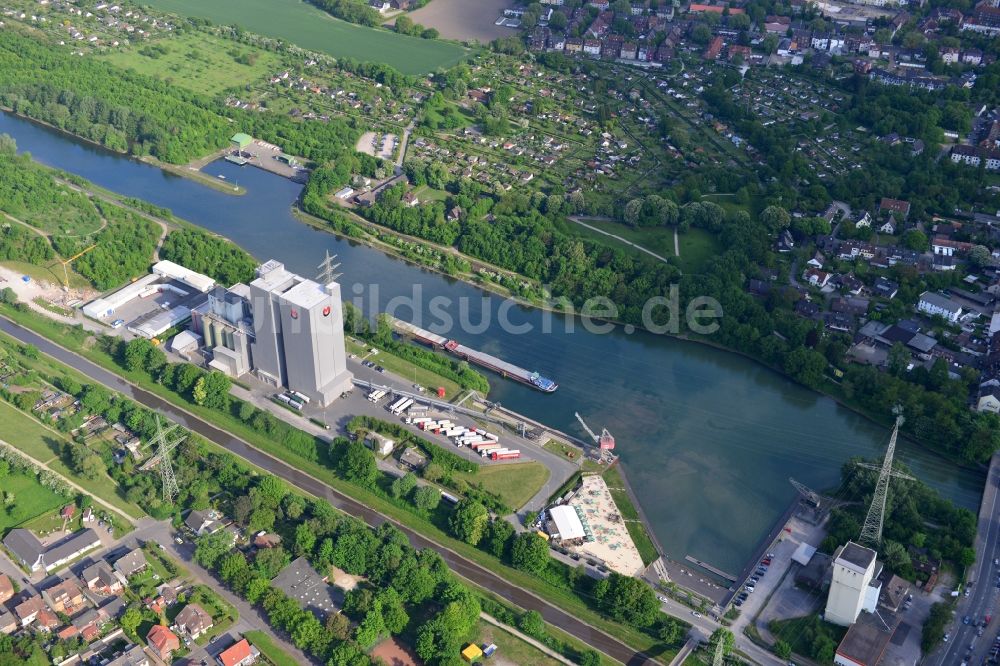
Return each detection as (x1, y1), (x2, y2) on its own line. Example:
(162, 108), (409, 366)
(364, 432), (395, 457)
(878, 219), (897, 235)
(185, 509), (221, 536)
(2, 528), (100, 573)
(804, 268), (831, 288)
(854, 211), (872, 229)
(41, 578), (85, 614)
(0, 574), (12, 604)
(400, 446), (428, 470)
(114, 548), (148, 578)
(35, 609), (59, 632)
(157, 583), (179, 607)
(962, 1), (1000, 35)
(14, 595), (47, 627)
(978, 385), (1000, 413)
(806, 252), (825, 269)
(878, 197), (911, 219)
(795, 300), (821, 318)
(82, 561), (125, 595)
(106, 645), (150, 666)
(932, 238), (974, 271)
(218, 638), (261, 666)
(704, 36), (723, 60)
(837, 274), (864, 295)
(253, 532), (282, 549)
(147, 624), (180, 662)
(0, 611), (16, 635)
(963, 48), (983, 65)
(777, 229), (795, 252)
(838, 240), (877, 261)
(175, 603), (214, 639)
(874, 277), (899, 299)
(917, 291), (963, 322)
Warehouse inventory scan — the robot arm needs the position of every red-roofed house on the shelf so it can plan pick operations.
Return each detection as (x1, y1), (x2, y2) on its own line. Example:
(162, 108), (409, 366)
(0, 575), (13, 604)
(878, 197), (911, 219)
(704, 35), (724, 59)
(690, 3), (744, 13)
(147, 625), (180, 661)
(218, 638), (261, 666)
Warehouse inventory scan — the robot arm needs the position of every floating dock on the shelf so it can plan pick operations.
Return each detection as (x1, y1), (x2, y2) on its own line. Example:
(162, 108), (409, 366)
(392, 318), (558, 392)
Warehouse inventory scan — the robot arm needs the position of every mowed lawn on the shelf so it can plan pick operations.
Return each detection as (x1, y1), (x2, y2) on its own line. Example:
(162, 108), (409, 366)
(0, 472), (66, 532)
(454, 461), (549, 510)
(142, 0), (472, 74)
(99, 32), (282, 96)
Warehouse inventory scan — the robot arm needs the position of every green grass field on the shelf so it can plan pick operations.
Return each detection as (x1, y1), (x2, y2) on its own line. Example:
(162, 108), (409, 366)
(0, 398), (146, 519)
(453, 461), (549, 510)
(563, 218), (722, 276)
(676, 228), (722, 275)
(244, 630), (300, 666)
(99, 31), (282, 96)
(0, 472), (66, 532)
(475, 618), (565, 666)
(141, 0), (471, 74)
(0, 400), (63, 460)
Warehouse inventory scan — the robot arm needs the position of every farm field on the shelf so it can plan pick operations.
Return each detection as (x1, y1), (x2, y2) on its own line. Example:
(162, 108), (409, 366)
(452, 461), (549, 510)
(141, 0), (472, 74)
(0, 471), (66, 532)
(404, 0), (515, 43)
(99, 31), (282, 96)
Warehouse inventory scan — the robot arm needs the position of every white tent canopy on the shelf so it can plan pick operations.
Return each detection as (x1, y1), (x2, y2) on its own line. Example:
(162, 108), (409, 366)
(548, 505), (585, 540)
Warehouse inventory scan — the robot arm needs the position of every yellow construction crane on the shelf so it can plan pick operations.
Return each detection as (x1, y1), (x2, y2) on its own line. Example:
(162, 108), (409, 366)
(55, 243), (97, 290)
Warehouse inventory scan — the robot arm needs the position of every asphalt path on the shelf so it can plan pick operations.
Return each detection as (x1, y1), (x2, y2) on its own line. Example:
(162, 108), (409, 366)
(0, 316), (659, 665)
(931, 452), (1000, 666)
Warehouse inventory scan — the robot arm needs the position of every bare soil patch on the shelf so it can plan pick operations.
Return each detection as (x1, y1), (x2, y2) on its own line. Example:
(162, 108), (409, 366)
(371, 637), (420, 666)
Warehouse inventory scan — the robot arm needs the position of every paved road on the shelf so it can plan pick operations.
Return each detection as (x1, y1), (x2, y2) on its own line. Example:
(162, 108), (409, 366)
(0, 316), (659, 665)
(931, 452), (1000, 666)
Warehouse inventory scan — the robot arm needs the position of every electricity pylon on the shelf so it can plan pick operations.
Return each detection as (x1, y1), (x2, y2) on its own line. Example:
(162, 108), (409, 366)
(858, 411), (914, 548)
(317, 250), (342, 286)
(142, 415), (186, 503)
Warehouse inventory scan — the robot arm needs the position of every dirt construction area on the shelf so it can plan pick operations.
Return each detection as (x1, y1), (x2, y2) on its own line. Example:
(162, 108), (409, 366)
(403, 0), (516, 43)
(356, 131), (397, 160)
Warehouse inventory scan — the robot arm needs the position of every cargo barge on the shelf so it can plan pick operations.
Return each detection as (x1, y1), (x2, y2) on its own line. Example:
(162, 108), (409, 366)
(392, 319), (558, 393)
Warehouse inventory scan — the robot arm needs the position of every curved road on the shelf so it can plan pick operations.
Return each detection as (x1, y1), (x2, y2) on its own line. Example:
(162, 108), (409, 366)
(0, 316), (658, 666)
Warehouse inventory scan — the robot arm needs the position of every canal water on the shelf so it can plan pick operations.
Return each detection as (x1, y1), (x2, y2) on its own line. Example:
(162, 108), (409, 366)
(0, 111), (985, 574)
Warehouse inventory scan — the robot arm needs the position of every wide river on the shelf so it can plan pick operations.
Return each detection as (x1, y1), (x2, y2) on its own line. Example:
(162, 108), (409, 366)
(0, 111), (985, 574)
